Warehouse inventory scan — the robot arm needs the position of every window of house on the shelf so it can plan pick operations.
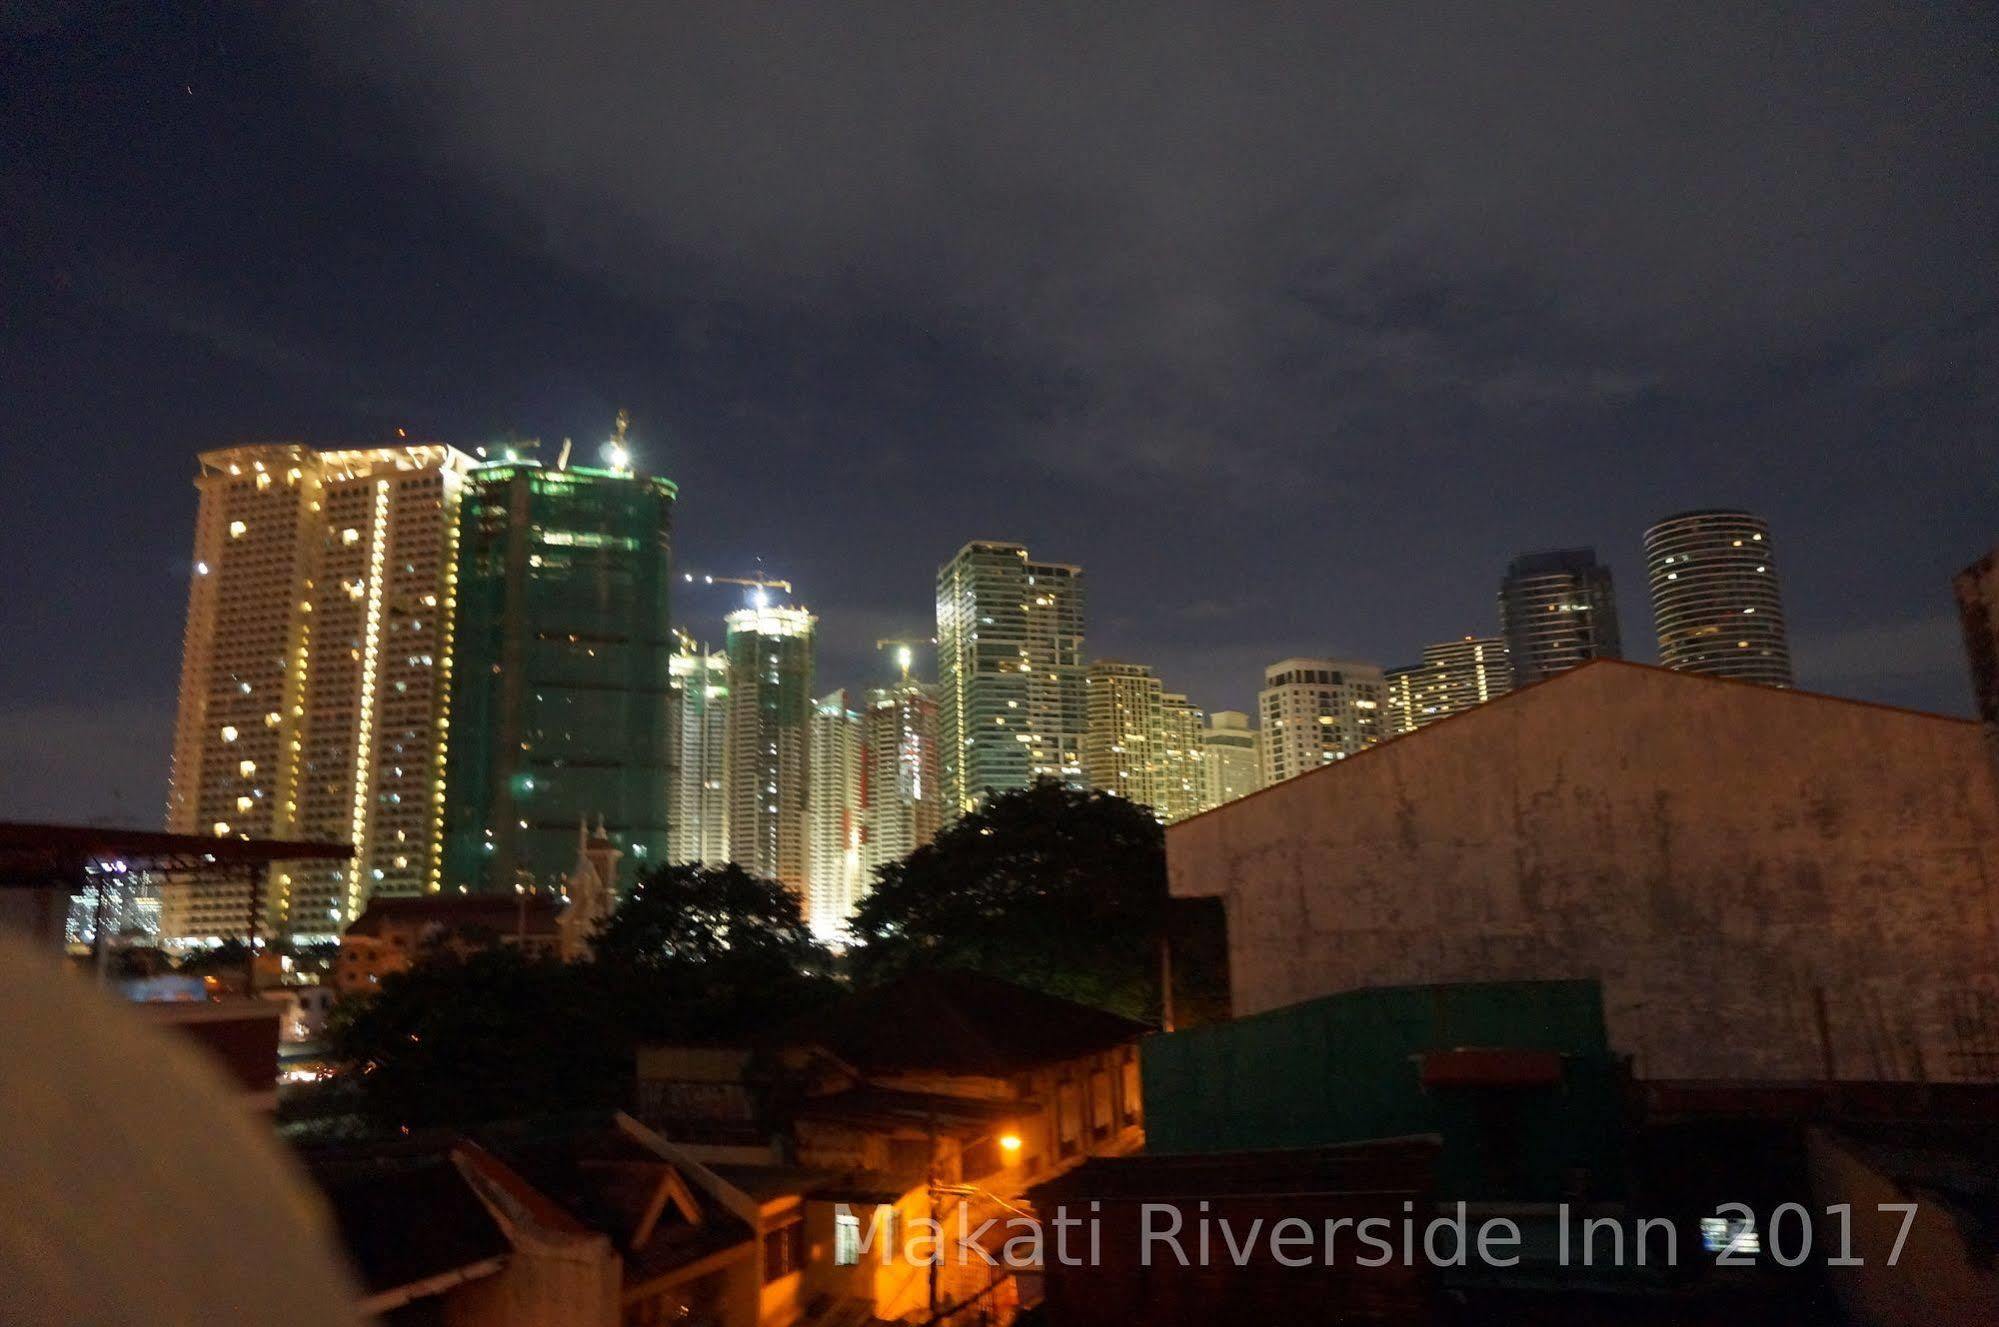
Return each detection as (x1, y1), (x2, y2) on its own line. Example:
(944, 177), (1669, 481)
(762, 1219), (804, 1282)
(1122, 1052), (1142, 1124)
(1057, 1079), (1082, 1157)
(834, 1211), (862, 1266)
(1090, 1069), (1113, 1139)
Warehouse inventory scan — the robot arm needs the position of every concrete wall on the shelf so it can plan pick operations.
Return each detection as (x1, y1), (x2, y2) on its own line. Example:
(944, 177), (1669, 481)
(1166, 662), (1999, 1082)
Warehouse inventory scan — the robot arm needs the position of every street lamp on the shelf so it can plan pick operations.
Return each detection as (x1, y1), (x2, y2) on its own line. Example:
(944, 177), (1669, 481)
(927, 1122), (1026, 1317)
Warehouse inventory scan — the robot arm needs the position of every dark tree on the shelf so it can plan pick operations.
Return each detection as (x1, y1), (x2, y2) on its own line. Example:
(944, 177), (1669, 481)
(176, 938), (252, 976)
(328, 947), (629, 1131)
(849, 779), (1227, 1023)
(593, 861), (838, 1038)
(326, 862), (838, 1132)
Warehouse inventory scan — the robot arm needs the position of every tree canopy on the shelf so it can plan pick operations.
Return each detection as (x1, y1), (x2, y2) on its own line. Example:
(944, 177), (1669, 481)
(849, 779), (1225, 1022)
(324, 862), (837, 1132)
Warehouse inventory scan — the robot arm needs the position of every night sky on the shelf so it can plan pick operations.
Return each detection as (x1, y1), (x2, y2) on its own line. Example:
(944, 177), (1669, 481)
(3, 2), (1994, 825)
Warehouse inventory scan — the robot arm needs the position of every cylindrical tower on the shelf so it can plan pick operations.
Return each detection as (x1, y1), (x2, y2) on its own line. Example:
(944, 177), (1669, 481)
(1644, 509), (1793, 687)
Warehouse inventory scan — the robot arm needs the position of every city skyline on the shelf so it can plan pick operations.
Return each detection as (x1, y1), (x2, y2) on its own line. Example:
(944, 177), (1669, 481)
(5, 5), (1993, 825)
(79, 436), (1999, 843)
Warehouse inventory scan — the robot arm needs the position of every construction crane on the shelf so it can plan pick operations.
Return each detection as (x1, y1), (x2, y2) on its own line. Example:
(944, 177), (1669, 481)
(874, 637), (936, 682)
(681, 572), (794, 595)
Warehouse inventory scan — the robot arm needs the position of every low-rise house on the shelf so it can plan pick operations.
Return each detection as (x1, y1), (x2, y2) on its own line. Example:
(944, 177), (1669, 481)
(334, 895), (561, 995)
(302, 1112), (761, 1325)
(634, 970), (1152, 1324)
(264, 983), (337, 1043)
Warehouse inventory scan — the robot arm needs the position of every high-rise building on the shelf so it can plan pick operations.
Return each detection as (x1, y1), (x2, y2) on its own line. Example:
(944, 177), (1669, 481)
(1498, 548), (1622, 686)
(666, 632), (729, 865)
(1386, 636), (1513, 734)
(1644, 510), (1793, 687)
(935, 541), (1086, 815)
(1083, 660), (1166, 811)
(1954, 546), (1999, 732)
(807, 689), (864, 940)
(861, 681), (943, 875)
(165, 443), (473, 944)
(722, 602), (816, 894)
(1258, 658), (1388, 785)
(441, 453), (678, 894)
(1383, 665), (1423, 738)
(1200, 711), (1264, 811)
(1157, 692), (1206, 825)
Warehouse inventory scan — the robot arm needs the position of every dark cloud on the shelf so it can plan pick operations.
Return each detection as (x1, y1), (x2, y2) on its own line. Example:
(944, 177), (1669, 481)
(309, 3), (1994, 476)
(1, 3), (1994, 823)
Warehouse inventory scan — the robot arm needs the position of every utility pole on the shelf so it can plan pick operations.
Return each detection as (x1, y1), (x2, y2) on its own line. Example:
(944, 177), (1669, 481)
(926, 1103), (940, 1318)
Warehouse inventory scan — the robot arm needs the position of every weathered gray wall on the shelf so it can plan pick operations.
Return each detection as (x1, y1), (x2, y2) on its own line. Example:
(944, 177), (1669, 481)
(1166, 662), (1999, 1082)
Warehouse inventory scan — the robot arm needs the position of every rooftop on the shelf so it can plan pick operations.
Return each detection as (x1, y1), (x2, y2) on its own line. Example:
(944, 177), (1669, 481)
(0, 821), (350, 888)
(344, 893), (561, 938)
(780, 969), (1149, 1078)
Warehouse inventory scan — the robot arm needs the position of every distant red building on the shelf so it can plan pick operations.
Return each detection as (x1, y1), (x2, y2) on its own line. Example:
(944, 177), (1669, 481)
(335, 894), (560, 994)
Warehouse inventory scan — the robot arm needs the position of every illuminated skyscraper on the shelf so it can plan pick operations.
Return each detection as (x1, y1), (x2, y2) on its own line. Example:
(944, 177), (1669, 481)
(1644, 510), (1793, 687)
(807, 689), (864, 940)
(859, 679), (943, 875)
(1157, 692), (1206, 825)
(723, 602), (816, 893)
(1498, 548), (1622, 686)
(1383, 665), (1422, 738)
(165, 443), (473, 943)
(1258, 657), (1388, 785)
(1386, 636), (1513, 734)
(935, 541), (1086, 814)
(1200, 710), (1263, 810)
(666, 632), (729, 864)
(1083, 660), (1166, 811)
(441, 451), (678, 893)
(861, 680), (942, 874)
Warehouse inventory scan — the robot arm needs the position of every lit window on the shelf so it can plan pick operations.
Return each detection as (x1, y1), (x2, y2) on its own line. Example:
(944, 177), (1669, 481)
(220, 725), (239, 743)
(1700, 1215), (1759, 1256)
(229, 521), (247, 538)
(835, 1212), (862, 1266)
(342, 528), (361, 545)
(212, 821), (231, 837)
(239, 760), (256, 777)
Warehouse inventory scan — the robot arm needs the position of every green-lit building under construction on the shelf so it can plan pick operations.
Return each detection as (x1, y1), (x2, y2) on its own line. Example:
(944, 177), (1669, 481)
(441, 456), (677, 892)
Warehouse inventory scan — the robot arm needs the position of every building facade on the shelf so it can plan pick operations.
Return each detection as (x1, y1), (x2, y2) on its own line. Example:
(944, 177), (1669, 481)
(1498, 548), (1622, 687)
(1644, 509), (1794, 686)
(1383, 665), (1422, 738)
(1082, 660), (1167, 811)
(1257, 658), (1388, 786)
(1199, 710), (1263, 811)
(165, 443), (473, 944)
(1386, 635), (1513, 734)
(935, 541), (1086, 815)
(722, 603), (816, 894)
(807, 689), (864, 940)
(860, 681), (943, 875)
(1171, 661), (1999, 1083)
(667, 633), (730, 865)
(441, 458), (678, 894)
